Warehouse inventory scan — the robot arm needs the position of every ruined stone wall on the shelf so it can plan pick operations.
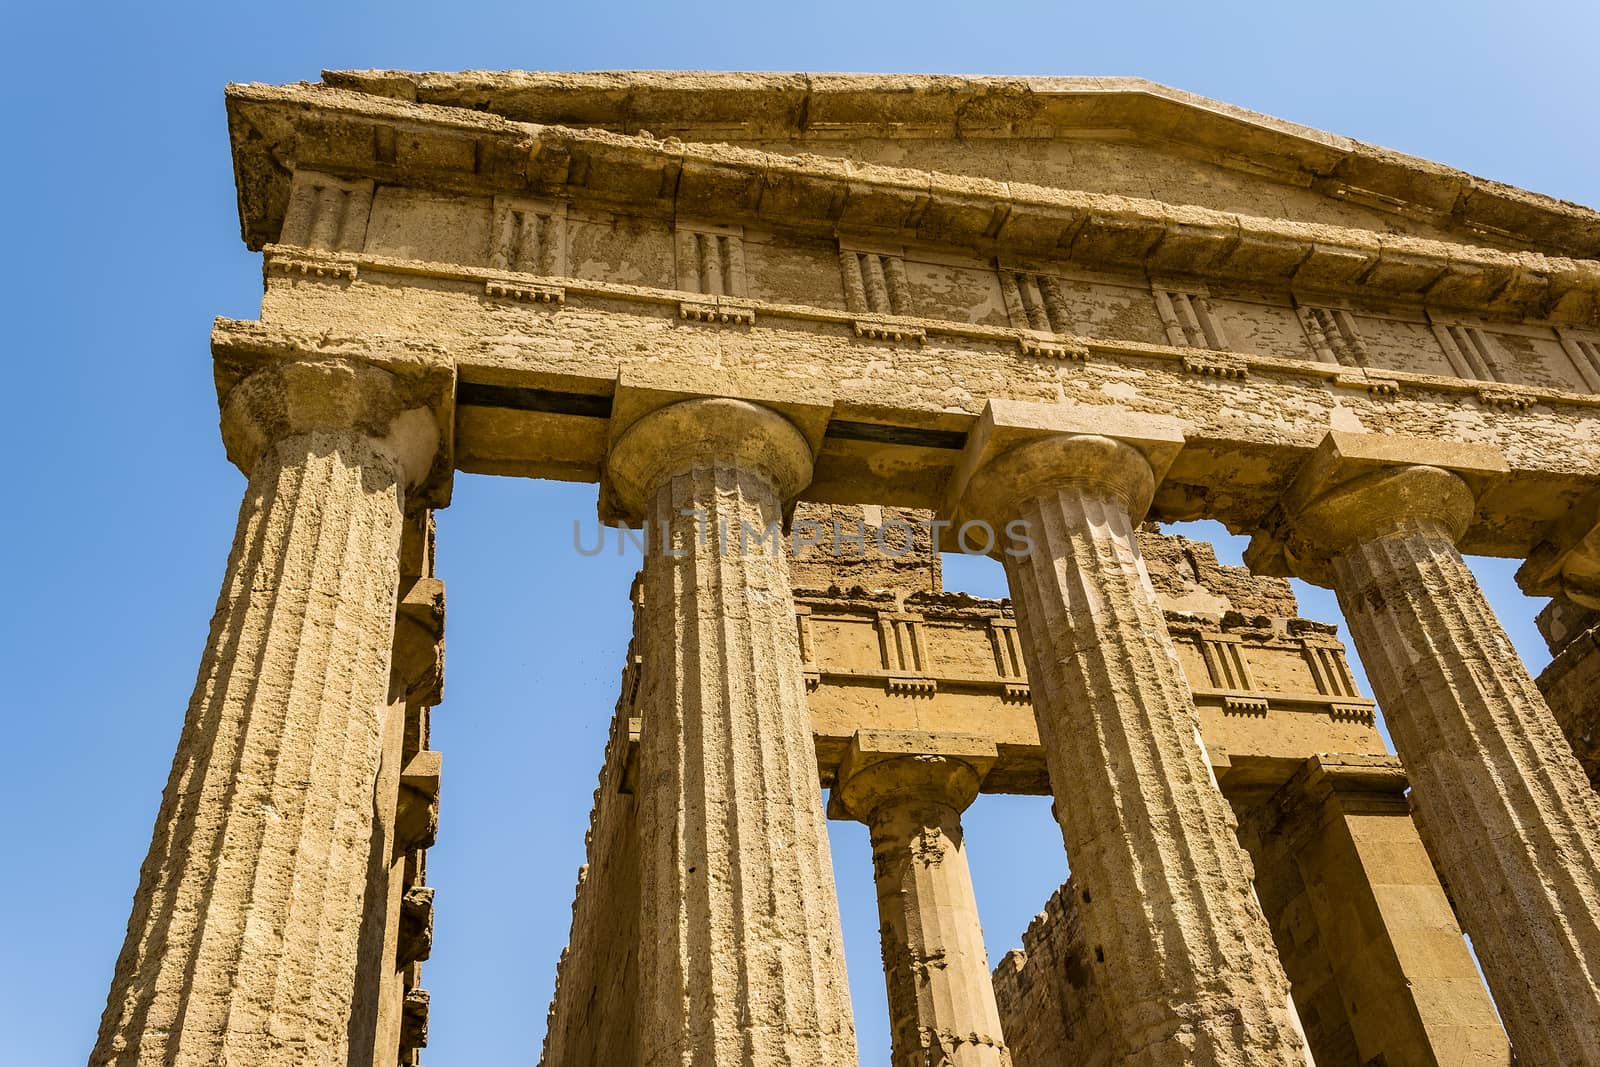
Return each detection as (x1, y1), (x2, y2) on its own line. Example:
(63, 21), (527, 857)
(539, 672), (641, 1066)
(1137, 526), (1299, 620)
(990, 879), (1111, 1067)
(1538, 597), (1600, 786)
(789, 502), (941, 594)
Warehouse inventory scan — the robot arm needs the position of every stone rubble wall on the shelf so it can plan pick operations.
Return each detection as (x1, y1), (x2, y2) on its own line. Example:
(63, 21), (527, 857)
(788, 502), (943, 594)
(990, 879), (1111, 1067)
(1538, 597), (1600, 786)
(1137, 525), (1299, 621)
(539, 683), (641, 1066)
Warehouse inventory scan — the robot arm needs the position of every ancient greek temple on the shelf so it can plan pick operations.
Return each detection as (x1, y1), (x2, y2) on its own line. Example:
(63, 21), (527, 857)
(91, 71), (1600, 1067)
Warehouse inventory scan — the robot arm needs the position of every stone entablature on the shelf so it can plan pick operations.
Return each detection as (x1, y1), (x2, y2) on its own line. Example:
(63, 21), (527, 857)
(213, 308), (1600, 567)
(251, 139), (1600, 386)
(255, 235), (1600, 399)
(227, 75), (1600, 383)
(252, 151), (1600, 393)
(231, 80), (1600, 313)
(790, 587), (1378, 795)
(219, 75), (1600, 568)
(608, 516), (1383, 797)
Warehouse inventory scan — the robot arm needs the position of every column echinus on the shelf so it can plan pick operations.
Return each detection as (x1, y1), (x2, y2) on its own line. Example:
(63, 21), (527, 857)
(91, 357), (447, 1066)
(829, 730), (1011, 1067)
(948, 400), (1312, 1067)
(601, 385), (857, 1067)
(1255, 431), (1600, 1066)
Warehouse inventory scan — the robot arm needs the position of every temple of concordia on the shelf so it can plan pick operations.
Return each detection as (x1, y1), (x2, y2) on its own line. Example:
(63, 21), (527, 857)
(90, 69), (1600, 1067)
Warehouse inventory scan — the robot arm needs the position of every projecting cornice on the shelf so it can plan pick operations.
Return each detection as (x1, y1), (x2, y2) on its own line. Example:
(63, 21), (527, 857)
(225, 81), (1600, 325)
(318, 70), (1600, 260)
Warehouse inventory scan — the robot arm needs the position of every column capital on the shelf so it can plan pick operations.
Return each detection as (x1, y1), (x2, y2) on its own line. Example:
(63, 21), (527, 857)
(1246, 431), (1506, 585)
(945, 399), (1184, 547)
(602, 397), (817, 524)
(219, 356), (449, 501)
(598, 364), (832, 524)
(828, 729), (997, 824)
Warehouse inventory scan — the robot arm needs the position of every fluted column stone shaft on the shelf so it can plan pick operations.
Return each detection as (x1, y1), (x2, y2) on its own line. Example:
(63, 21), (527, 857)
(608, 397), (857, 1067)
(1292, 465), (1600, 1065)
(91, 359), (440, 1066)
(834, 738), (1010, 1067)
(962, 433), (1308, 1067)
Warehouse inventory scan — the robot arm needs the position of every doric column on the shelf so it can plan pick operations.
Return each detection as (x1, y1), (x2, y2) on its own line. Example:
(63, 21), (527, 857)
(830, 730), (1010, 1067)
(950, 402), (1309, 1067)
(1269, 439), (1600, 1065)
(605, 396), (857, 1067)
(91, 358), (442, 1066)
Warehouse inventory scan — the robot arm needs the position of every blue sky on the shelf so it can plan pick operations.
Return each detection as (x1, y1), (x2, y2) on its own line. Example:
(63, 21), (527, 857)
(4, 1), (1596, 1063)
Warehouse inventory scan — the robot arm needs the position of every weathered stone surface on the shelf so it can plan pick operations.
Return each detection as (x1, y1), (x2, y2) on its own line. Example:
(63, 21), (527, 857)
(214, 65), (1600, 581)
(1541, 625), (1600, 787)
(991, 879), (1111, 1067)
(1537, 596), (1600, 787)
(792, 585), (1382, 800)
(607, 398), (857, 1066)
(313, 71), (1600, 261)
(1138, 526), (1298, 620)
(1280, 455), (1600, 1064)
(540, 703), (641, 1067)
(91, 359), (437, 1066)
(986, 536), (1488, 1066)
(832, 731), (1009, 1067)
(576, 509), (1404, 1066)
(790, 502), (943, 594)
(955, 418), (1310, 1067)
(1237, 755), (1509, 1067)
(365, 506), (443, 1067)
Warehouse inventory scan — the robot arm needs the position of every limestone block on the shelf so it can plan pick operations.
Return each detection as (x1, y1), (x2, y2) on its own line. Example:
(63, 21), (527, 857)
(401, 988), (429, 1050)
(1237, 755), (1509, 1067)
(396, 886), (435, 969)
(393, 575), (445, 705)
(397, 751), (441, 853)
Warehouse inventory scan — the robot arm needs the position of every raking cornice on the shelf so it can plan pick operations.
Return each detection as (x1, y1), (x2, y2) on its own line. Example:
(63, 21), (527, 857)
(316, 70), (1600, 259)
(226, 80), (1600, 325)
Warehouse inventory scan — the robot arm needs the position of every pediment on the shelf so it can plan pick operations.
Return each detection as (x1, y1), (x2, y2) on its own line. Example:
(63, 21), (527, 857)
(318, 70), (1600, 259)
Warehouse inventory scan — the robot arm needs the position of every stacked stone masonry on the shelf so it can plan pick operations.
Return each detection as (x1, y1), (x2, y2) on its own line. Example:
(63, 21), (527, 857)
(1537, 596), (1600, 787)
(92, 69), (1600, 1067)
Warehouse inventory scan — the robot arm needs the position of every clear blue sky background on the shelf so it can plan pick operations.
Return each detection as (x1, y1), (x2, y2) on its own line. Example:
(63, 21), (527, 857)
(4, 1), (1596, 1063)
